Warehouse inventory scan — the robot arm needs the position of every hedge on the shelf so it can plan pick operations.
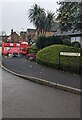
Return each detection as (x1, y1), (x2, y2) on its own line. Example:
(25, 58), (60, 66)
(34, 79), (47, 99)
(36, 44), (82, 74)
(36, 36), (63, 50)
(36, 35), (71, 50)
(71, 41), (81, 48)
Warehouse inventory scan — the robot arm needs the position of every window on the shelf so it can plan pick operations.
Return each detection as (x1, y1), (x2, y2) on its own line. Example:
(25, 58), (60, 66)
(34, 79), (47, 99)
(71, 37), (80, 43)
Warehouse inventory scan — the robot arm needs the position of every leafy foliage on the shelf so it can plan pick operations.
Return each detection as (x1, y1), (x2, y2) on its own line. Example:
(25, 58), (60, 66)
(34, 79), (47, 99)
(36, 36), (63, 50)
(72, 41), (81, 48)
(36, 45), (82, 74)
(36, 35), (71, 50)
(28, 4), (55, 37)
(56, 1), (82, 31)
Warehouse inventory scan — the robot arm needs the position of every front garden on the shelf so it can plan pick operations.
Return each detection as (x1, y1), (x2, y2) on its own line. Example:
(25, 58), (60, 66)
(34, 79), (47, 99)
(28, 36), (82, 75)
(36, 44), (82, 74)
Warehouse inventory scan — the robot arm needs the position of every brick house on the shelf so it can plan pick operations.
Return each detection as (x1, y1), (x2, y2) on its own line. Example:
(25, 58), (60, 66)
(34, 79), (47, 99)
(19, 31), (27, 42)
(7, 29), (19, 43)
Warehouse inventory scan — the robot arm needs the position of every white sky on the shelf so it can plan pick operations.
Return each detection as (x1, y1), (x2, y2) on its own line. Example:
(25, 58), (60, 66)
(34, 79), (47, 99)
(0, 0), (60, 35)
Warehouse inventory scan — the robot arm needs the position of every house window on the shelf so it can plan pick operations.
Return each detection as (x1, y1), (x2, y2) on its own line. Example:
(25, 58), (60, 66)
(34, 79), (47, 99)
(71, 37), (80, 43)
(71, 37), (75, 42)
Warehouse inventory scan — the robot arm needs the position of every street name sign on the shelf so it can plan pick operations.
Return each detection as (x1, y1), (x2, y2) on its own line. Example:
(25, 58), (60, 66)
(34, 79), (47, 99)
(60, 52), (81, 56)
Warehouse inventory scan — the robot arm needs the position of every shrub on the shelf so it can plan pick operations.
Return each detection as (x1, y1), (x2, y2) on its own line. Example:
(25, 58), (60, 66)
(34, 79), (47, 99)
(29, 43), (38, 54)
(36, 44), (82, 74)
(26, 53), (36, 61)
(72, 41), (81, 48)
(36, 35), (72, 50)
(60, 35), (71, 46)
(36, 36), (63, 50)
(62, 39), (71, 46)
(29, 48), (38, 54)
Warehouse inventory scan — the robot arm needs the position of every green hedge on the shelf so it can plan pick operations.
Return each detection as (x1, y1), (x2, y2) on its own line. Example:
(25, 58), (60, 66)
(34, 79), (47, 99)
(36, 35), (71, 50)
(36, 36), (63, 50)
(71, 41), (81, 48)
(36, 44), (82, 74)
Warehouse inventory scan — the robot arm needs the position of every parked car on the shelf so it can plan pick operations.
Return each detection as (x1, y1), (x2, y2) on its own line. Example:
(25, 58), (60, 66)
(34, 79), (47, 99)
(26, 53), (36, 61)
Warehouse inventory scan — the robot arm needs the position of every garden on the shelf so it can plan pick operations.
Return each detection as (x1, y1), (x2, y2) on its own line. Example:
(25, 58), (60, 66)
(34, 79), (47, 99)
(27, 35), (82, 75)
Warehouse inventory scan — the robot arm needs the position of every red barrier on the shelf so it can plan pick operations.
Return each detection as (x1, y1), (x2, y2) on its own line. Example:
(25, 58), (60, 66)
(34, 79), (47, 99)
(2, 42), (29, 55)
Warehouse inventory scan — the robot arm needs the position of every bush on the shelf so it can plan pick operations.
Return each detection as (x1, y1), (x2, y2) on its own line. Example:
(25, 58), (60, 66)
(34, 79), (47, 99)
(36, 35), (72, 50)
(29, 43), (38, 54)
(29, 48), (38, 54)
(36, 36), (63, 50)
(72, 41), (81, 48)
(26, 53), (36, 61)
(60, 35), (71, 46)
(36, 44), (82, 74)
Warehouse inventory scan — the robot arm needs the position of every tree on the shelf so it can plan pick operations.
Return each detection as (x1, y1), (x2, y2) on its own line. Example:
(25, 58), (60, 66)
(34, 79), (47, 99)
(45, 11), (55, 33)
(56, 1), (82, 32)
(28, 4), (55, 37)
(38, 11), (46, 36)
(75, 2), (82, 30)
(28, 4), (45, 37)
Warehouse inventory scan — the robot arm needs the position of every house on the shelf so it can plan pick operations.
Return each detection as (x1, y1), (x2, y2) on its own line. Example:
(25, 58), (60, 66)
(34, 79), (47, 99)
(1, 35), (9, 42)
(0, 36), (3, 46)
(27, 29), (37, 43)
(27, 28), (36, 34)
(55, 31), (82, 47)
(7, 29), (19, 43)
(19, 31), (27, 42)
(27, 26), (58, 39)
(68, 31), (82, 46)
(45, 21), (60, 37)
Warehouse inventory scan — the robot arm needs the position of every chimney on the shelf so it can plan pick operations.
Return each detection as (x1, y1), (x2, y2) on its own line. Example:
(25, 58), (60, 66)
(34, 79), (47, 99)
(11, 29), (13, 42)
(11, 29), (13, 35)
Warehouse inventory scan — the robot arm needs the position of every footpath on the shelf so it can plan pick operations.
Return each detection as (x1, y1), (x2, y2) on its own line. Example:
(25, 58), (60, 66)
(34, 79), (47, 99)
(2, 56), (82, 94)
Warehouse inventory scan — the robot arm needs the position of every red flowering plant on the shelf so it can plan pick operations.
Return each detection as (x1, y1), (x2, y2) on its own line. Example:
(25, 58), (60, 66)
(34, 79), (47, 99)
(26, 53), (36, 61)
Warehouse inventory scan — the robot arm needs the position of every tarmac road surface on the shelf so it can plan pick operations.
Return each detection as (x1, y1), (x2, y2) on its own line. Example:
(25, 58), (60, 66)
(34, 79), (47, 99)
(2, 69), (80, 118)
(2, 57), (80, 89)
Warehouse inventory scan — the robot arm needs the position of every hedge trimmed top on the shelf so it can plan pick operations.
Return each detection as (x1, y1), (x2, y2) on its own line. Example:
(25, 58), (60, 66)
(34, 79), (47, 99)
(36, 45), (82, 74)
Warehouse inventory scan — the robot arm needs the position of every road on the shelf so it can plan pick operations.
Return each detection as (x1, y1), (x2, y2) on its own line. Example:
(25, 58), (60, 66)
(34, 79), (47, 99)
(2, 68), (80, 118)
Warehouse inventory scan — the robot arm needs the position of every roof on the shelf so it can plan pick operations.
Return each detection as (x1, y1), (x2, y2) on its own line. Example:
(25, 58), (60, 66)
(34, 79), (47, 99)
(27, 29), (36, 34)
(55, 31), (82, 37)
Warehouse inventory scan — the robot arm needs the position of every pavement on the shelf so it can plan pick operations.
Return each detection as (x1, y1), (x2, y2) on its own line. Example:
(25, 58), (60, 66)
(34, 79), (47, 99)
(2, 56), (82, 94)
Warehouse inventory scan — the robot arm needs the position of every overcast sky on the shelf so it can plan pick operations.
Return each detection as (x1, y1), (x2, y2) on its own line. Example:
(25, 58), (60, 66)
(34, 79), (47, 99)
(0, 0), (60, 35)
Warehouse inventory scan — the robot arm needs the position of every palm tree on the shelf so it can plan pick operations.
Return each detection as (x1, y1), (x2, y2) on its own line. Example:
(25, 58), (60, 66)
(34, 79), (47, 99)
(28, 4), (45, 37)
(44, 11), (55, 35)
(28, 4), (55, 37)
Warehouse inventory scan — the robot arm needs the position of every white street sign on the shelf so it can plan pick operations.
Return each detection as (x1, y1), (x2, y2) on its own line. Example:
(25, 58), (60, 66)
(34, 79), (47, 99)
(60, 52), (81, 56)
